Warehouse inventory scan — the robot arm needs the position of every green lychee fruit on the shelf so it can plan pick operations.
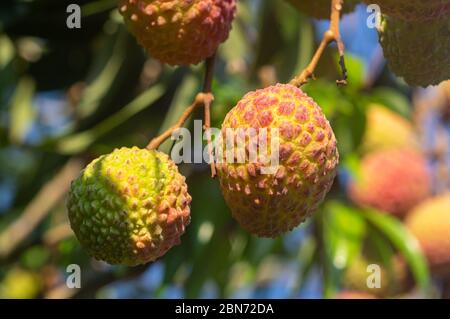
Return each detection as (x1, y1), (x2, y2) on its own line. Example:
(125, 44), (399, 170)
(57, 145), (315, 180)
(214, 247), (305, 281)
(378, 16), (450, 87)
(361, 104), (419, 154)
(216, 84), (339, 237)
(67, 147), (191, 266)
(348, 149), (431, 218)
(365, 0), (450, 22)
(0, 268), (41, 299)
(406, 194), (450, 278)
(286, 0), (358, 19)
(118, 0), (236, 65)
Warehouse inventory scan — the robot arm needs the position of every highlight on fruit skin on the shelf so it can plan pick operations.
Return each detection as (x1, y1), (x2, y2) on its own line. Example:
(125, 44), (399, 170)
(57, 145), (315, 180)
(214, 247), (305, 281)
(378, 16), (450, 87)
(348, 149), (431, 218)
(67, 147), (191, 266)
(405, 194), (450, 278)
(364, 0), (450, 22)
(285, 0), (358, 20)
(361, 104), (418, 154)
(216, 83), (339, 237)
(119, 0), (237, 66)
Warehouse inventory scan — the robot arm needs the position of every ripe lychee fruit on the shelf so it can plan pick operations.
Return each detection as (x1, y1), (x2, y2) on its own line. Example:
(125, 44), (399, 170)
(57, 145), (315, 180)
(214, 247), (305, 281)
(365, 0), (450, 22)
(67, 147), (191, 266)
(378, 16), (450, 87)
(348, 149), (431, 218)
(118, 0), (236, 65)
(406, 194), (450, 278)
(286, 0), (358, 20)
(216, 84), (339, 237)
(361, 104), (419, 154)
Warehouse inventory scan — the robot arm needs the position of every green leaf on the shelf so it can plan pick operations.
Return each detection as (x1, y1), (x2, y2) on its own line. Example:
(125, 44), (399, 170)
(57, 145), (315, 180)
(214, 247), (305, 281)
(361, 208), (431, 295)
(51, 84), (165, 154)
(337, 53), (365, 91)
(322, 202), (367, 298)
(368, 87), (412, 118)
(9, 77), (36, 144)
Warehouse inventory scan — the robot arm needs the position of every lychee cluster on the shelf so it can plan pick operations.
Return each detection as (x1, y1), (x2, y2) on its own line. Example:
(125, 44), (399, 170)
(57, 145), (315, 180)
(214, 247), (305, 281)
(67, 147), (191, 266)
(348, 149), (431, 218)
(119, 0), (236, 65)
(217, 84), (339, 237)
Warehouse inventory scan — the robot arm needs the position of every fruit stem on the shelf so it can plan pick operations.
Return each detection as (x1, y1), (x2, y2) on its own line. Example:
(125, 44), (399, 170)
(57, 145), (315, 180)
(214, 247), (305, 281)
(147, 54), (217, 178)
(289, 0), (348, 87)
(203, 54), (217, 178)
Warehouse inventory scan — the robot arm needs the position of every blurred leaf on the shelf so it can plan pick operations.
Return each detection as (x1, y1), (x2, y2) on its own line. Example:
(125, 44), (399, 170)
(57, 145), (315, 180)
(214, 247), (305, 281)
(21, 246), (50, 270)
(322, 202), (367, 297)
(338, 53), (364, 92)
(76, 26), (131, 119)
(50, 84), (165, 154)
(368, 87), (411, 118)
(81, 0), (116, 17)
(361, 208), (431, 295)
(9, 77), (36, 144)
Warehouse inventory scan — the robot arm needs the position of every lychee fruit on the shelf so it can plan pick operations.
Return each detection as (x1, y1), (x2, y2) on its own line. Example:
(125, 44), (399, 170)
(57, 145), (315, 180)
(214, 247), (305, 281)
(378, 16), (450, 87)
(118, 0), (236, 65)
(365, 0), (450, 22)
(0, 268), (41, 299)
(67, 147), (191, 266)
(361, 104), (419, 154)
(286, 0), (358, 20)
(348, 149), (431, 218)
(216, 84), (339, 237)
(405, 194), (450, 278)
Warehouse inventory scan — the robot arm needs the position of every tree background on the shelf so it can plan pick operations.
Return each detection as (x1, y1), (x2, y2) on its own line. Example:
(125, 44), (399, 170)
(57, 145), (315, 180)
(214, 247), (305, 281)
(0, 0), (449, 299)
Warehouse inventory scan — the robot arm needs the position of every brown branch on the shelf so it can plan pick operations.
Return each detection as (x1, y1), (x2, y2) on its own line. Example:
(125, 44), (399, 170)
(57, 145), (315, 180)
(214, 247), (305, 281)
(289, 0), (347, 87)
(146, 92), (212, 150)
(147, 54), (217, 177)
(0, 158), (83, 260)
(202, 54), (217, 178)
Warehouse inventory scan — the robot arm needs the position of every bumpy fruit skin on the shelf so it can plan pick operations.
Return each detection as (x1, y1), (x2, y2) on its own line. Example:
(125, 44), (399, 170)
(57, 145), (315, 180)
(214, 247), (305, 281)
(349, 150), (431, 218)
(217, 84), (339, 237)
(365, 0), (450, 22)
(67, 147), (191, 266)
(378, 16), (450, 87)
(119, 0), (236, 65)
(286, 0), (357, 19)
(406, 194), (450, 278)
(361, 104), (418, 154)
